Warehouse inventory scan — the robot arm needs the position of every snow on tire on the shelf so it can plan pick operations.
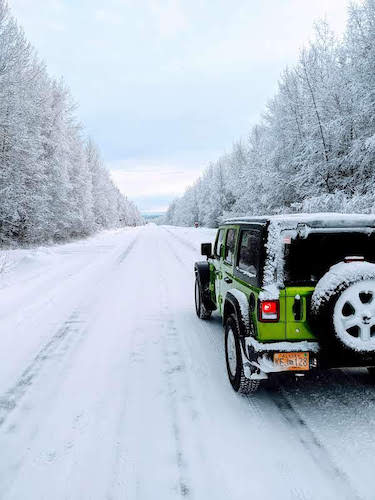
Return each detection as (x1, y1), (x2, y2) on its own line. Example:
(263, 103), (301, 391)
(311, 261), (375, 352)
(224, 315), (260, 394)
(194, 278), (211, 320)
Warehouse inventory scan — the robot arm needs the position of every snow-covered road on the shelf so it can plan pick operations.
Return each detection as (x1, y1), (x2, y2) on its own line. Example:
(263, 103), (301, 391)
(1, 225), (375, 499)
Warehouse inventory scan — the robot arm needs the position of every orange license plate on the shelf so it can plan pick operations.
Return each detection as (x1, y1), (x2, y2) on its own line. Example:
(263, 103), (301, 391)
(274, 352), (309, 371)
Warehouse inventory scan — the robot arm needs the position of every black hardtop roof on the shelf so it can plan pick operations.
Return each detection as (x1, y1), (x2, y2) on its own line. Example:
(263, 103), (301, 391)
(222, 213), (375, 229)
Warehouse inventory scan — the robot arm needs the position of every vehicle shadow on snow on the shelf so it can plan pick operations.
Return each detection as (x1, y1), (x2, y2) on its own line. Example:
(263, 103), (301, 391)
(252, 370), (372, 500)
(264, 366), (375, 394)
(258, 367), (375, 420)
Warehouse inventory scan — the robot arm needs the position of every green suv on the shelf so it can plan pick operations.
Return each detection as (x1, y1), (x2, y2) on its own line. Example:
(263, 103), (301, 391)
(194, 214), (375, 394)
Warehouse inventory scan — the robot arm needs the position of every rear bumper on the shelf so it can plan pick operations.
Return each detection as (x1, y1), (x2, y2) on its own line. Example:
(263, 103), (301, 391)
(243, 337), (375, 378)
(243, 337), (319, 378)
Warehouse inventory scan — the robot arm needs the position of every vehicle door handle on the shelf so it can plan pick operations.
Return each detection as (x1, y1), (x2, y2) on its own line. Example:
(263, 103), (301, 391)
(224, 277), (232, 284)
(293, 295), (302, 321)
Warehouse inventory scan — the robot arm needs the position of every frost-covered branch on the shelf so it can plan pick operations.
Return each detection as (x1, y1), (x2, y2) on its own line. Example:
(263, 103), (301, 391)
(165, 0), (375, 226)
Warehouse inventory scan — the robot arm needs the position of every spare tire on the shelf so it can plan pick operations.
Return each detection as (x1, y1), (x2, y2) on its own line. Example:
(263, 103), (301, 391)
(311, 261), (375, 352)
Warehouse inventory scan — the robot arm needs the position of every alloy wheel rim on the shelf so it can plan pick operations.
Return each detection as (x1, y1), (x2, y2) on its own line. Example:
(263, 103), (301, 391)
(334, 280), (375, 347)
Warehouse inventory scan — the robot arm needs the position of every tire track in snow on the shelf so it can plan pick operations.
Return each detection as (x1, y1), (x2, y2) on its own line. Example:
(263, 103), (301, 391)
(157, 233), (209, 498)
(158, 229), (234, 499)
(0, 234), (139, 431)
(264, 385), (361, 500)
(0, 310), (86, 428)
(161, 316), (191, 497)
(159, 287), (192, 496)
(116, 233), (140, 264)
(162, 227), (198, 253)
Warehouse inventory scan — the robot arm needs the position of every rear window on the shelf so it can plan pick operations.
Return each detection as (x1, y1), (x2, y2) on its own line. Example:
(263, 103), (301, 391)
(284, 231), (375, 285)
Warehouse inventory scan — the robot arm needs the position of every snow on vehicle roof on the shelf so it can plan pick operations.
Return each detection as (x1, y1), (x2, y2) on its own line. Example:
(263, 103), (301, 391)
(223, 213), (375, 229)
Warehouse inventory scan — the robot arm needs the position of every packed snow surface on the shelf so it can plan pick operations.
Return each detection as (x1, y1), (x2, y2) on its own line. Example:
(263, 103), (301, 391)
(0, 225), (375, 499)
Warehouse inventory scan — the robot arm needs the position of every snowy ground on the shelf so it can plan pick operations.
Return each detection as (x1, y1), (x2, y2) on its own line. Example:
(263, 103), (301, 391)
(1, 224), (375, 499)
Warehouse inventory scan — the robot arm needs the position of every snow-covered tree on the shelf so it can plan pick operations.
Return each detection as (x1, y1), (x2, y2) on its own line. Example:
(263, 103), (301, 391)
(165, 1), (375, 226)
(0, 1), (141, 246)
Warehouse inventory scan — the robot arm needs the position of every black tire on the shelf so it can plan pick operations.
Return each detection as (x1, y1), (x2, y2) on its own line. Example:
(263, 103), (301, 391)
(311, 286), (351, 352)
(195, 278), (211, 320)
(368, 367), (375, 378)
(224, 315), (260, 394)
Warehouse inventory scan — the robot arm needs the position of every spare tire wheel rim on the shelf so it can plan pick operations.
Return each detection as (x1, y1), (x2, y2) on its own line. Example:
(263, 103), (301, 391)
(334, 280), (375, 349)
(227, 328), (237, 375)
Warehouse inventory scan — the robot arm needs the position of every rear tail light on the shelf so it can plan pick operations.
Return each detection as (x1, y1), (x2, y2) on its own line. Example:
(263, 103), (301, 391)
(259, 300), (280, 322)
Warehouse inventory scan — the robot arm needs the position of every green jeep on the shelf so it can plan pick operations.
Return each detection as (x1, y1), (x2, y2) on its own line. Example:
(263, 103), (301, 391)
(194, 214), (375, 394)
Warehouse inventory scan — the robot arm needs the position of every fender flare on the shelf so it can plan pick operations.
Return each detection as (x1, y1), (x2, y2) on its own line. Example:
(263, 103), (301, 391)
(194, 261), (216, 311)
(223, 290), (251, 338)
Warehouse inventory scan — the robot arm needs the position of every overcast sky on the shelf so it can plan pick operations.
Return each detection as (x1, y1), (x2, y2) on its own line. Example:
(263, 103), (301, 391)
(10, 0), (348, 213)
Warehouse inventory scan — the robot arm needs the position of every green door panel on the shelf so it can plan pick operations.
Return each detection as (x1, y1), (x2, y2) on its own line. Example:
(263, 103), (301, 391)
(231, 277), (287, 341)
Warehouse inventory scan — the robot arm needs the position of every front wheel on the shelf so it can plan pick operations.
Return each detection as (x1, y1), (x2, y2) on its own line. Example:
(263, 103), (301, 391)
(195, 278), (211, 320)
(225, 315), (260, 394)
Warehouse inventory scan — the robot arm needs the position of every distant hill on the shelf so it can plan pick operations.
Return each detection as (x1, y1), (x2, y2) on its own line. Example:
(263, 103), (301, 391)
(142, 213), (165, 222)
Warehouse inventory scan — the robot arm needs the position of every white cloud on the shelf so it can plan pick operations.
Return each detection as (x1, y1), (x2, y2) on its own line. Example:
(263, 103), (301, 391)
(94, 8), (124, 25)
(110, 162), (202, 198)
(110, 161), (203, 212)
(148, 0), (188, 39)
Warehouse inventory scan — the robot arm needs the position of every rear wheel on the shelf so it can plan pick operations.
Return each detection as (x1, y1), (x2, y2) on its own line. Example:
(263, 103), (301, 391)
(194, 278), (211, 320)
(225, 315), (260, 394)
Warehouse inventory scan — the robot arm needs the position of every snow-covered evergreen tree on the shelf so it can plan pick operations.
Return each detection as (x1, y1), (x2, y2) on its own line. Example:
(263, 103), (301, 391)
(0, 1), (141, 246)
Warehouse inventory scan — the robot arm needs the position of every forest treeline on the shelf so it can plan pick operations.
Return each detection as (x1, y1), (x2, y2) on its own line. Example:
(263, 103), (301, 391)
(0, 1), (142, 246)
(165, 0), (375, 227)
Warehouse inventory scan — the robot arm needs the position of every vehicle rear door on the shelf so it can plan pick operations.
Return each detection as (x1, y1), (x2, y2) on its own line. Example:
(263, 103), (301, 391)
(283, 234), (317, 340)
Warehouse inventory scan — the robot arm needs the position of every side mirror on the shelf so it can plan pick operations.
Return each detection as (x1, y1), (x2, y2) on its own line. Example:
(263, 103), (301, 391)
(201, 243), (212, 258)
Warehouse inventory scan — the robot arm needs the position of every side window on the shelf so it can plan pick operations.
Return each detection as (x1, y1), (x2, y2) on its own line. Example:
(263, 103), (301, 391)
(237, 230), (261, 277)
(214, 229), (224, 258)
(224, 229), (237, 265)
